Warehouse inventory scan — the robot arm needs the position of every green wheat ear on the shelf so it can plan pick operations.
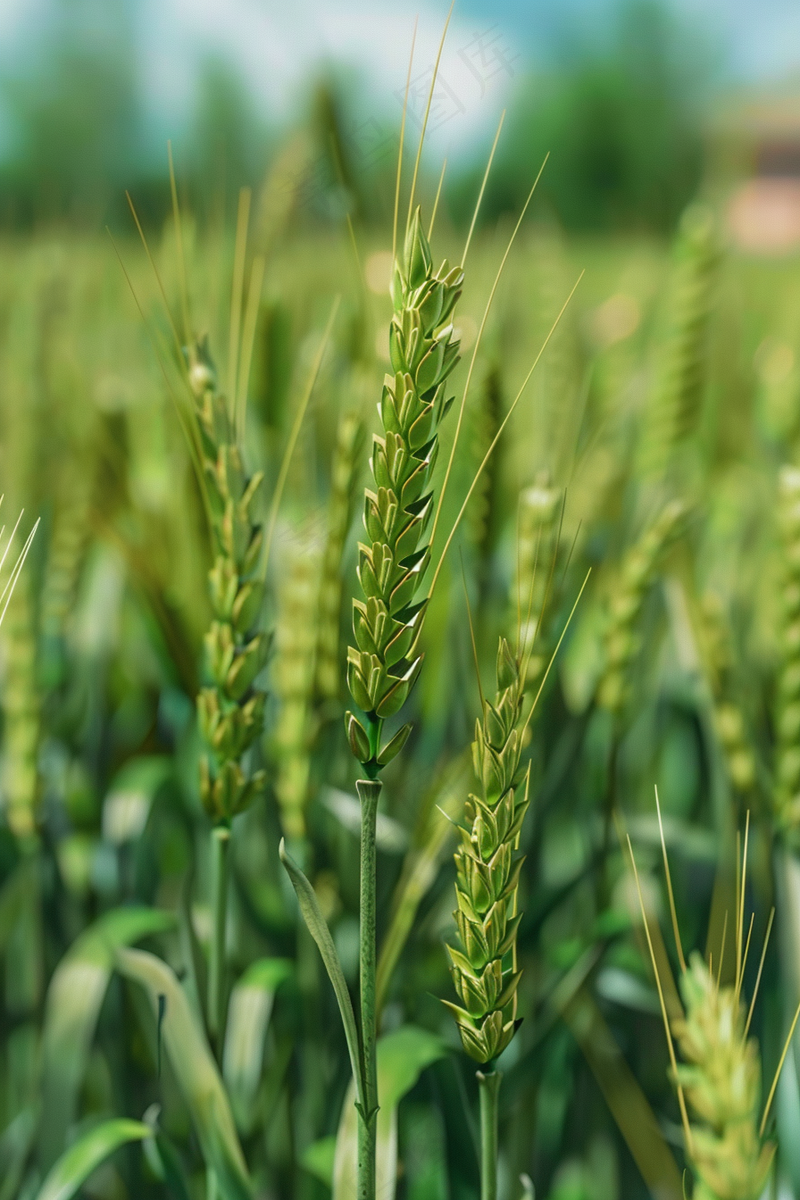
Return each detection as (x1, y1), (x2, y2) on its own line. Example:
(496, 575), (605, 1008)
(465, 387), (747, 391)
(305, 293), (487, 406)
(315, 409), (364, 706)
(511, 473), (562, 689)
(698, 591), (756, 797)
(673, 953), (774, 1200)
(775, 465), (800, 840)
(637, 203), (720, 490)
(597, 498), (685, 717)
(444, 638), (529, 1064)
(3, 573), (40, 841)
(187, 337), (269, 823)
(272, 528), (322, 842)
(346, 208), (463, 775)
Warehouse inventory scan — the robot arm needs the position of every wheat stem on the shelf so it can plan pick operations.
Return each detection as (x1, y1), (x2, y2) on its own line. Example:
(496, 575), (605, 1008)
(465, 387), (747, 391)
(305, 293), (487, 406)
(356, 778), (381, 1200)
(208, 825), (230, 1055)
(477, 1070), (502, 1200)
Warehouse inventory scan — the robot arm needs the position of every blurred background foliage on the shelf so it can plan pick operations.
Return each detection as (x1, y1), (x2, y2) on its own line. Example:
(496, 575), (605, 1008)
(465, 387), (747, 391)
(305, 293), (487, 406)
(4, 0), (800, 1198)
(0, 0), (716, 234)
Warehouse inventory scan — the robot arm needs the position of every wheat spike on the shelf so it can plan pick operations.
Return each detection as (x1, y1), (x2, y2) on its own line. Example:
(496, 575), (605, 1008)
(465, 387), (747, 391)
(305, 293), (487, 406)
(672, 952), (774, 1200)
(345, 208), (463, 772)
(633, 822), (778, 1200)
(698, 592), (757, 796)
(511, 473), (562, 689)
(637, 203), (719, 488)
(775, 465), (800, 838)
(315, 410), (364, 704)
(187, 336), (269, 823)
(2, 573), (40, 840)
(272, 528), (323, 841)
(597, 498), (685, 716)
(443, 637), (530, 1063)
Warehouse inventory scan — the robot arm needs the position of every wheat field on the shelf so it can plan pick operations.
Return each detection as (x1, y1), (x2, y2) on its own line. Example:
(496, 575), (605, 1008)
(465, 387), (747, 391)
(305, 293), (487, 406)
(2, 142), (800, 1200)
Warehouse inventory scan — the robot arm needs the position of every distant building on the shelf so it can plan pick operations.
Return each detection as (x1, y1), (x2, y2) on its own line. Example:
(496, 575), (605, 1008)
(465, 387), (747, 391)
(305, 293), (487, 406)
(712, 90), (800, 253)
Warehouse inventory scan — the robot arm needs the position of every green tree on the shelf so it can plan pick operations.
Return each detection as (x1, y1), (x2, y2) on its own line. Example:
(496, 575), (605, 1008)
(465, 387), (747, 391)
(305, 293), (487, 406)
(453, 0), (708, 233)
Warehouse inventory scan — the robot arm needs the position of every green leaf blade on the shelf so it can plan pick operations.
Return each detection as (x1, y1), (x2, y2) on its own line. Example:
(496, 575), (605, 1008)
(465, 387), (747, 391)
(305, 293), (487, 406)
(35, 1119), (150, 1200)
(116, 946), (252, 1200)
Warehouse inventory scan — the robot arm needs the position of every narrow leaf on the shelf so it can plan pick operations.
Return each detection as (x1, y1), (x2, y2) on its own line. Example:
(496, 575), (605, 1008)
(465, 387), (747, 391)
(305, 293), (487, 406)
(35, 1119), (150, 1200)
(333, 1025), (446, 1200)
(223, 957), (292, 1133)
(0, 1107), (37, 1200)
(116, 947), (252, 1200)
(40, 906), (174, 1169)
(279, 840), (367, 1106)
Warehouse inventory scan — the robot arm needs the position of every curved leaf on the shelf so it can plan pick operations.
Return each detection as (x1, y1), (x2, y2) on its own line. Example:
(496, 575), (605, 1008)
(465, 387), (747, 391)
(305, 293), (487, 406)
(223, 957), (292, 1133)
(35, 1119), (149, 1200)
(0, 1107), (37, 1200)
(40, 906), (174, 1169)
(116, 946), (252, 1200)
(279, 840), (367, 1107)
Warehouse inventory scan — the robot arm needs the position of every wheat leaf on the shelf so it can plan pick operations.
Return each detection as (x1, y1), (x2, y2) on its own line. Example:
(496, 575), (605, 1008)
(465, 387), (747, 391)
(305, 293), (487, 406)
(116, 947), (252, 1200)
(35, 1119), (150, 1200)
(279, 839), (367, 1106)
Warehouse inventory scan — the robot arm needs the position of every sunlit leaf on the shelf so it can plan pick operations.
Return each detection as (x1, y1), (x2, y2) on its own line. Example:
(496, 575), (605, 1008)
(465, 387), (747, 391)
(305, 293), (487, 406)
(35, 1118), (150, 1200)
(223, 957), (292, 1133)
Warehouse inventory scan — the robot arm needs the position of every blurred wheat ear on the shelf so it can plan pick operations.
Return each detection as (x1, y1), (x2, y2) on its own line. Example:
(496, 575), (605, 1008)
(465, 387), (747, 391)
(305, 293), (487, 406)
(0, 506), (40, 840)
(629, 803), (800, 1200)
(636, 203), (720, 492)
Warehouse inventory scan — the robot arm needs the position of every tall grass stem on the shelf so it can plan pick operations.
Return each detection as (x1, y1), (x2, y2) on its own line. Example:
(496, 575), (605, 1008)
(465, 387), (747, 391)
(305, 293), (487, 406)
(356, 778), (381, 1200)
(208, 825), (231, 1052)
(477, 1069), (501, 1200)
